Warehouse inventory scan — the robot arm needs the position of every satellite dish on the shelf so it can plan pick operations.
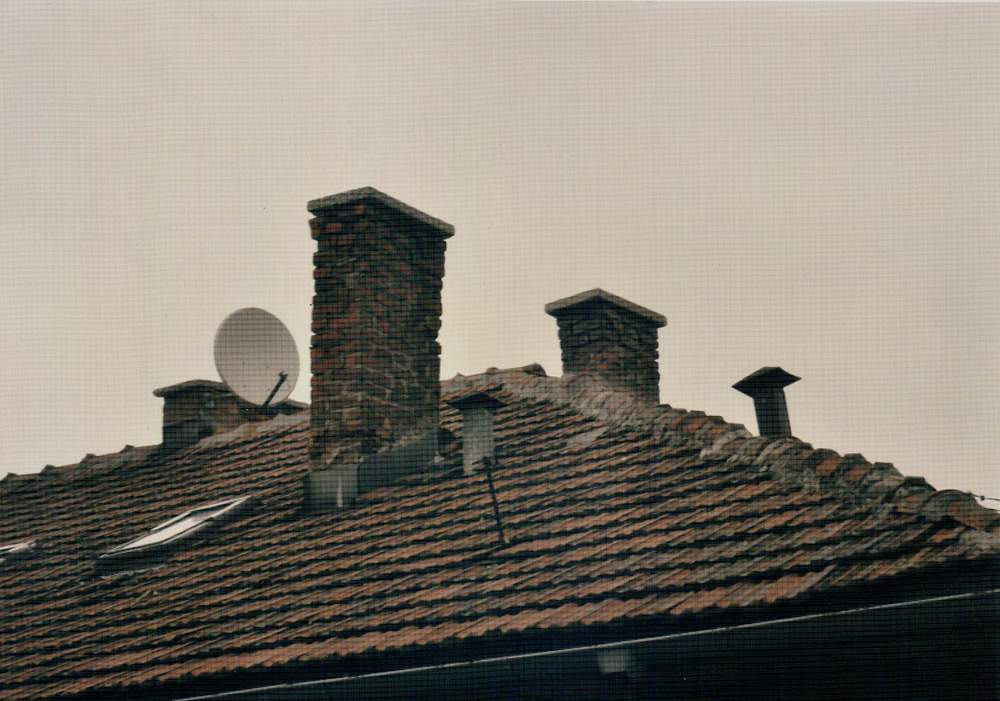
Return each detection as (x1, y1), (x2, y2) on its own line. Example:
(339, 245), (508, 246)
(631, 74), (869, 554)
(213, 307), (300, 407)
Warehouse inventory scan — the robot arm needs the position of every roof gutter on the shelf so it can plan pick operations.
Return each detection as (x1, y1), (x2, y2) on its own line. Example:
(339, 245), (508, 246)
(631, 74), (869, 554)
(176, 588), (999, 701)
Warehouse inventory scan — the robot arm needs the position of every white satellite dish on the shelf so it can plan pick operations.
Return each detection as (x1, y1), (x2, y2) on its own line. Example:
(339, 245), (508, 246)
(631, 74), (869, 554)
(213, 307), (300, 407)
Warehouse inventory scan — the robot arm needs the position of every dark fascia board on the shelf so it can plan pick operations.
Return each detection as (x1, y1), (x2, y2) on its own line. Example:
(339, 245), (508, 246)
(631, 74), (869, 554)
(307, 187), (454, 238)
(174, 588), (999, 701)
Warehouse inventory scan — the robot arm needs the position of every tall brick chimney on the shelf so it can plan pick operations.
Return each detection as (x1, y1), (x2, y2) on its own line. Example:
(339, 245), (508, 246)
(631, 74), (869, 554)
(545, 289), (667, 405)
(307, 187), (453, 474)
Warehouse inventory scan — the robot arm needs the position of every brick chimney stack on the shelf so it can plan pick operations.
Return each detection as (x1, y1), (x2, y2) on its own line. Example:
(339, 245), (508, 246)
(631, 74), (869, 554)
(307, 187), (453, 468)
(153, 380), (305, 453)
(545, 289), (667, 405)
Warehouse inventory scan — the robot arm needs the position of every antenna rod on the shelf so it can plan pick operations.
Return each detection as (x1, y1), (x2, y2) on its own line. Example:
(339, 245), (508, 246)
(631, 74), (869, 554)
(262, 371), (288, 409)
(481, 456), (506, 546)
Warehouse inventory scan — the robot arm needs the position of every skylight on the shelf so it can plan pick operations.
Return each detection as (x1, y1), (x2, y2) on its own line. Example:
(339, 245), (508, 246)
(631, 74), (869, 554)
(101, 495), (253, 561)
(0, 540), (36, 564)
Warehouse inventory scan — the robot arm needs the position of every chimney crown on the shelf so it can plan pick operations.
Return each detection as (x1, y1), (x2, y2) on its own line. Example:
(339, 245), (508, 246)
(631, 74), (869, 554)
(545, 288), (666, 328)
(308, 187), (454, 238)
(546, 288), (666, 405)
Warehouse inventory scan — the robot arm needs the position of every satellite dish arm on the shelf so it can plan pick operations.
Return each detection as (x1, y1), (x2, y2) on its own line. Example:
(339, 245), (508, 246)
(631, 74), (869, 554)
(262, 372), (288, 409)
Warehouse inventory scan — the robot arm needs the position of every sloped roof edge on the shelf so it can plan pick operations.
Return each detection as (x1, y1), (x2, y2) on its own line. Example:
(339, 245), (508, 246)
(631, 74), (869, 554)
(6, 365), (999, 541)
(446, 366), (1000, 539)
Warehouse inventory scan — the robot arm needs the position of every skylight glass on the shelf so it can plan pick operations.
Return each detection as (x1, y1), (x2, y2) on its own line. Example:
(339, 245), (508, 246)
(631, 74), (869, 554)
(0, 541), (35, 564)
(103, 495), (252, 558)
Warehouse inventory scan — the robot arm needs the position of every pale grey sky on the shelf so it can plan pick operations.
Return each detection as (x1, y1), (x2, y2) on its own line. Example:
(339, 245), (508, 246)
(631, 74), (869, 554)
(1, 3), (997, 500)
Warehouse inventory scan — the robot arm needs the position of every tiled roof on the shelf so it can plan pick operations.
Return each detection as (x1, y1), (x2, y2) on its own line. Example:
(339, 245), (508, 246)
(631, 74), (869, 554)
(1, 366), (997, 700)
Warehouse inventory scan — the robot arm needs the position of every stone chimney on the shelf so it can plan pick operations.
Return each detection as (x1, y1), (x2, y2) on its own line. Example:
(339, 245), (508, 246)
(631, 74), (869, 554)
(732, 367), (800, 439)
(307, 187), (453, 480)
(545, 289), (667, 404)
(153, 380), (305, 452)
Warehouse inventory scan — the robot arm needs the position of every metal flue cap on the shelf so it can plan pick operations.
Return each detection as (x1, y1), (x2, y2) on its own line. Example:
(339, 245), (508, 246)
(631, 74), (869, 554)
(733, 367), (800, 397)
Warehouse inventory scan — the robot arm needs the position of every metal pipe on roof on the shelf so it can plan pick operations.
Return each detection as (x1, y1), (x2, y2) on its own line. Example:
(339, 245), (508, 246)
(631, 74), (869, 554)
(733, 366), (800, 439)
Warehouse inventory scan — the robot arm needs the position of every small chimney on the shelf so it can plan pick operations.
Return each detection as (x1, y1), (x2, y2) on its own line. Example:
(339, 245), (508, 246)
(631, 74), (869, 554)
(306, 188), (452, 505)
(733, 367), (800, 438)
(447, 391), (504, 475)
(545, 289), (667, 404)
(153, 380), (305, 452)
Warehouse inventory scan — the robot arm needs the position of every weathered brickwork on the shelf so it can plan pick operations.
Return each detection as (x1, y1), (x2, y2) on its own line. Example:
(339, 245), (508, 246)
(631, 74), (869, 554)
(546, 290), (666, 405)
(308, 195), (451, 464)
(154, 380), (304, 452)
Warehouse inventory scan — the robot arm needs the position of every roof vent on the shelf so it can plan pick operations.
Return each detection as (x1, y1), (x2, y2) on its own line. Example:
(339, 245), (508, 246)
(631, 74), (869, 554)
(733, 367), (800, 439)
(447, 391), (504, 475)
(545, 289), (666, 405)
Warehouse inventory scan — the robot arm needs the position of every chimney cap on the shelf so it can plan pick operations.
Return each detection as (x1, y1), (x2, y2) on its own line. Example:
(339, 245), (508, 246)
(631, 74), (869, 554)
(307, 186), (454, 238)
(153, 379), (229, 398)
(733, 367), (800, 397)
(153, 379), (309, 409)
(446, 390), (505, 412)
(545, 288), (666, 328)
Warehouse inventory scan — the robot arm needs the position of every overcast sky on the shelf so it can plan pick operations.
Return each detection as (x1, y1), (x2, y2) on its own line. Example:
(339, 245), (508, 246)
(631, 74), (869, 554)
(1, 3), (997, 501)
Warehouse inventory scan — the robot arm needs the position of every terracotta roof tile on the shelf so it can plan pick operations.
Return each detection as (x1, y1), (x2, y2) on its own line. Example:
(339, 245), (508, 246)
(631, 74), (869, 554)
(0, 369), (996, 700)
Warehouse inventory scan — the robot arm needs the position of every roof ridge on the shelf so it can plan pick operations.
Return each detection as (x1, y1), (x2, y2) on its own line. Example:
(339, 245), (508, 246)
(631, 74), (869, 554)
(192, 411), (308, 451)
(1, 444), (157, 495)
(10, 365), (998, 542)
(1, 413), (310, 492)
(443, 367), (741, 452)
(446, 366), (1000, 541)
(699, 434), (1000, 540)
